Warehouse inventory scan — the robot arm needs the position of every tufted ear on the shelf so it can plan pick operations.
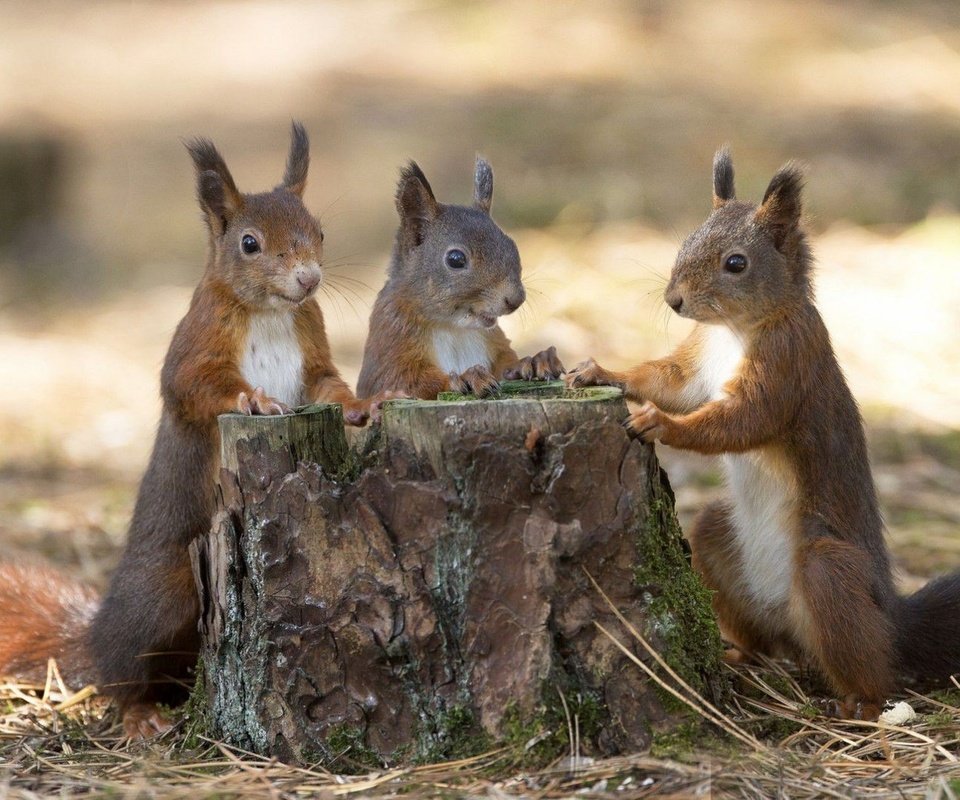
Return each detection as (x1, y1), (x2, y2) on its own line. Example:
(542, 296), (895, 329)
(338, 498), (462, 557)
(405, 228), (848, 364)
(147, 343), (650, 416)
(712, 146), (735, 209)
(755, 161), (804, 250)
(395, 161), (438, 248)
(186, 137), (242, 234)
(282, 120), (309, 197)
(473, 156), (493, 214)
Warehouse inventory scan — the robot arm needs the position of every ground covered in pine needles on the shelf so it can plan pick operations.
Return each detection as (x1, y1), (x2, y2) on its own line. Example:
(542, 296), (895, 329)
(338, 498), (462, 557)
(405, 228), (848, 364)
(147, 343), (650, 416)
(3, 651), (960, 798)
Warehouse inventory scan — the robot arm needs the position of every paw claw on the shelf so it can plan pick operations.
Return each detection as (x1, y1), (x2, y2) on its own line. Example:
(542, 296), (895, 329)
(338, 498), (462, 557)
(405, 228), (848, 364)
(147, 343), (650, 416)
(239, 387), (290, 416)
(563, 357), (610, 389)
(814, 696), (882, 721)
(454, 365), (499, 397)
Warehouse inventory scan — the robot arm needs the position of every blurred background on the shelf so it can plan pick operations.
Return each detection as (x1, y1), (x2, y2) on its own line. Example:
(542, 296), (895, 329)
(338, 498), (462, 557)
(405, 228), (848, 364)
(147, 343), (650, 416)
(1, 0), (958, 592)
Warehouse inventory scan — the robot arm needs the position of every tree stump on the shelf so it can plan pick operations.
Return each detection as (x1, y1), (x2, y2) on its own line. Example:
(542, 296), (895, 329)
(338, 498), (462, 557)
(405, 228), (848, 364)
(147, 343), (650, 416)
(190, 381), (724, 766)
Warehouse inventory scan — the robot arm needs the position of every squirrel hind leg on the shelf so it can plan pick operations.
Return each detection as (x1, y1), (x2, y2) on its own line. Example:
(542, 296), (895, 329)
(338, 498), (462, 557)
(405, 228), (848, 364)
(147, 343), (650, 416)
(816, 695), (883, 722)
(688, 501), (782, 657)
(90, 561), (199, 711)
(794, 528), (895, 718)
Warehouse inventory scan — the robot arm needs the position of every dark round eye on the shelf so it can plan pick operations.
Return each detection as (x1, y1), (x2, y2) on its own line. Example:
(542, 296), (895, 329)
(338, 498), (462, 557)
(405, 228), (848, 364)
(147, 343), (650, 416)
(444, 248), (468, 270)
(724, 253), (747, 273)
(241, 234), (260, 255)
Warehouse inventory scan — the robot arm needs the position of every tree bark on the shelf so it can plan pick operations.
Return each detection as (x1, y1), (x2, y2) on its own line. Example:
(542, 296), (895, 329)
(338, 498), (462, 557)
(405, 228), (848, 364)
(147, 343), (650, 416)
(191, 381), (724, 766)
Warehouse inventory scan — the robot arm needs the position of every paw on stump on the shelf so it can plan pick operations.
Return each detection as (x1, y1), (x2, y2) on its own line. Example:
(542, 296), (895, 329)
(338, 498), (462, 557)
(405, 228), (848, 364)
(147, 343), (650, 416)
(189, 381), (725, 765)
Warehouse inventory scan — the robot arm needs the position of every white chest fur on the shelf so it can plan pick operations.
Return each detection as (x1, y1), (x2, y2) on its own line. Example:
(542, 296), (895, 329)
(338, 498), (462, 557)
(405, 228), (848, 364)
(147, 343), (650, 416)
(682, 325), (798, 615)
(431, 328), (492, 375)
(724, 450), (798, 613)
(682, 324), (746, 406)
(240, 312), (305, 406)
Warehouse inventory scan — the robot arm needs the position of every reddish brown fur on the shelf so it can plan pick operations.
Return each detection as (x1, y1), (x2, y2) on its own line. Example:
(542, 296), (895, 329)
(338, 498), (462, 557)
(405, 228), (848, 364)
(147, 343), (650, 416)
(568, 149), (960, 719)
(360, 290), (520, 399)
(1, 123), (372, 738)
(357, 159), (563, 400)
(0, 562), (98, 687)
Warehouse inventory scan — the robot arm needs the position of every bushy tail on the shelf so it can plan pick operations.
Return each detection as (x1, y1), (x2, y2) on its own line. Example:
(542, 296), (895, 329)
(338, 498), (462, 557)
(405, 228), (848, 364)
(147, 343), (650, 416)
(0, 561), (100, 688)
(895, 571), (960, 682)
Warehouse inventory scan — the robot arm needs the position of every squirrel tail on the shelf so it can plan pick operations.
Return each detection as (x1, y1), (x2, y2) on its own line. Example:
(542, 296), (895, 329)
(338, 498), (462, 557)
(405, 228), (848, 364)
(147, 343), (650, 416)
(894, 571), (960, 682)
(0, 562), (100, 688)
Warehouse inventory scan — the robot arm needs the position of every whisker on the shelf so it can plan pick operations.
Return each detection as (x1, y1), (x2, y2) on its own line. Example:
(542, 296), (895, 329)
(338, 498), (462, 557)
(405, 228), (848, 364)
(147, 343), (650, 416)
(325, 273), (377, 294)
(322, 281), (367, 320)
(324, 276), (370, 306)
(318, 285), (346, 327)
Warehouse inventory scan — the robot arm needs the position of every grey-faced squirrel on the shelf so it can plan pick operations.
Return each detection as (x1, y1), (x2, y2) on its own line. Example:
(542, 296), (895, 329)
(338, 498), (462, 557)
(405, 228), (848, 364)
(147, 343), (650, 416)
(357, 158), (563, 399)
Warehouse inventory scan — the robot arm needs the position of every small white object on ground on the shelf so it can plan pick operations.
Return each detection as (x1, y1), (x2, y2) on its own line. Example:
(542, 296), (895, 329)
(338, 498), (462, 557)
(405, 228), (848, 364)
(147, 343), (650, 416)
(878, 701), (916, 726)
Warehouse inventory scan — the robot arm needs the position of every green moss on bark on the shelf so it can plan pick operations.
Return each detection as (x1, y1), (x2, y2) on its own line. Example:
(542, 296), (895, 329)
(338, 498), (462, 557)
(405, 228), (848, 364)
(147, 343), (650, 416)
(324, 724), (387, 772)
(499, 683), (605, 766)
(634, 464), (726, 705)
(414, 705), (494, 763)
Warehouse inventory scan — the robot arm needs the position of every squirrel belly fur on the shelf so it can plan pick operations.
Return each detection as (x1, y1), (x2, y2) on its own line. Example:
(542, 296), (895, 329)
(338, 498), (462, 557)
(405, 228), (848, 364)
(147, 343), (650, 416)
(357, 158), (564, 400)
(567, 148), (960, 720)
(0, 122), (383, 738)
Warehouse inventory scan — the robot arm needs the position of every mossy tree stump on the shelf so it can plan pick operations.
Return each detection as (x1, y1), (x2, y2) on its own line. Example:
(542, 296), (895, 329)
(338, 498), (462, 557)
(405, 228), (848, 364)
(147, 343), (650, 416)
(190, 381), (724, 766)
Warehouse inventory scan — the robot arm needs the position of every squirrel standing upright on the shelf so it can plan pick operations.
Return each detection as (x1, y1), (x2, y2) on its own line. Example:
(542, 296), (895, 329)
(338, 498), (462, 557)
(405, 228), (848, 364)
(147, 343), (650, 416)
(0, 122), (382, 737)
(567, 148), (960, 719)
(357, 158), (563, 399)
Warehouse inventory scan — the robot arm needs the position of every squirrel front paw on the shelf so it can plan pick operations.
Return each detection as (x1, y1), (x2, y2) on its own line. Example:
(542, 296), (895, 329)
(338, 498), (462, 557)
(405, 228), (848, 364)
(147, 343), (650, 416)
(503, 346), (565, 381)
(624, 401), (671, 443)
(236, 387), (291, 416)
(352, 390), (408, 425)
(564, 357), (618, 389)
(450, 365), (500, 398)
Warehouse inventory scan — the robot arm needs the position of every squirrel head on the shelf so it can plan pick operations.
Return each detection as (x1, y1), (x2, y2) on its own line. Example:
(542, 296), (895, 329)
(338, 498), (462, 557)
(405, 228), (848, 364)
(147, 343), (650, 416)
(389, 157), (525, 329)
(665, 147), (812, 328)
(186, 121), (324, 310)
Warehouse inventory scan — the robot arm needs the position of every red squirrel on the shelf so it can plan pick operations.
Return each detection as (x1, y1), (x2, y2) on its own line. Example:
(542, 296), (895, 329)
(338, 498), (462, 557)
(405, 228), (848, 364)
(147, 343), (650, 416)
(356, 158), (563, 399)
(0, 122), (384, 737)
(567, 148), (960, 720)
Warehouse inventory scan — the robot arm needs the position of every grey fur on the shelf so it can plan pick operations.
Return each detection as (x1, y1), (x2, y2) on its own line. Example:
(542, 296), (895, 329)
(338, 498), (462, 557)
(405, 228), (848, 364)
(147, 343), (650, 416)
(473, 156), (494, 213)
(712, 146), (735, 206)
(282, 121), (310, 196)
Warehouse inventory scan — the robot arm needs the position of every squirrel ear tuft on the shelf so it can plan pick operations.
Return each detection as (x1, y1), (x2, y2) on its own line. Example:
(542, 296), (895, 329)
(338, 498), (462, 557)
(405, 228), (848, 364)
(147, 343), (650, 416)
(473, 156), (494, 214)
(755, 161), (805, 248)
(186, 137), (241, 233)
(395, 161), (438, 247)
(282, 121), (309, 197)
(713, 146), (735, 208)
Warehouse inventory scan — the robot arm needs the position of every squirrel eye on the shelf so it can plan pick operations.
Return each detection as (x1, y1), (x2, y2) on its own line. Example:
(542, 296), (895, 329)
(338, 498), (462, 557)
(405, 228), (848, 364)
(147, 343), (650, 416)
(724, 253), (747, 273)
(241, 234), (260, 255)
(444, 248), (468, 270)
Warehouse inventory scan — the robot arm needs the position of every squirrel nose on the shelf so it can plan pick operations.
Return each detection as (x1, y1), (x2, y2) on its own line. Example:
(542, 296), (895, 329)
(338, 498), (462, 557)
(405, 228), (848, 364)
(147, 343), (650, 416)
(504, 287), (526, 313)
(666, 291), (683, 314)
(296, 266), (321, 293)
